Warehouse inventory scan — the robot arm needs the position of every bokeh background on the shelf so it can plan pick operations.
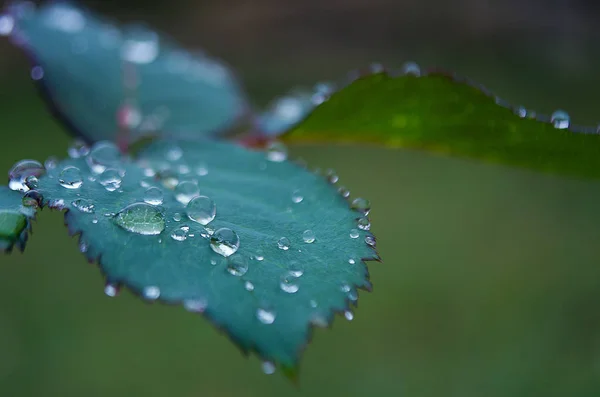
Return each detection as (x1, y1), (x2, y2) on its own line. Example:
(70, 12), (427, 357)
(1, 0), (600, 396)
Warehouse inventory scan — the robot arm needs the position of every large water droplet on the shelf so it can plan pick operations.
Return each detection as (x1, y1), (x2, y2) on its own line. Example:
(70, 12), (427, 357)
(226, 255), (248, 276)
(8, 159), (45, 192)
(98, 168), (122, 192)
(187, 195), (216, 225)
(87, 141), (120, 174)
(351, 197), (371, 214)
(112, 203), (165, 235)
(551, 110), (570, 129)
(121, 28), (159, 64)
(210, 228), (239, 257)
(72, 198), (95, 213)
(59, 166), (83, 189)
(67, 139), (90, 158)
(256, 308), (276, 324)
(170, 226), (189, 241)
(175, 181), (200, 205)
(266, 142), (287, 162)
(280, 271), (300, 293)
(277, 237), (290, 250)
(143, 187), (164, 205)
(44, 4), (85, 33)
(302, 229), (315, 243)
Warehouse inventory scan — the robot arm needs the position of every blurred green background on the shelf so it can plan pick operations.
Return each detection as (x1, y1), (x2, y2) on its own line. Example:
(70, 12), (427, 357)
(1, 0), (600, 396)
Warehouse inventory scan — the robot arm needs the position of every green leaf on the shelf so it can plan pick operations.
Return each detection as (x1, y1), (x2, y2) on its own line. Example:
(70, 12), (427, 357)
(0, 186), (37, 252)
(282, 70), (600, 180)
(4, 2), (248, 144)
(33, 139), (378, 372)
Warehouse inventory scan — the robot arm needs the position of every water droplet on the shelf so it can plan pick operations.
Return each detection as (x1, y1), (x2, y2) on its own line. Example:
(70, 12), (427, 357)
(351, 197), (371, 214)
(349, 229), (359, 239)
(173, 213), (182, 222)
(266, 141), (287, 162)
(121, 28), (159, 64)
(49, 199), (66, 210)
(338, 186), (350, 198)
(117, 102), (142, 130)
(226, 255), (248, 276)
(79, 240), (89, 253)
(87, 141), (120, 174)
(196, 164), (208, 176)
(30, 66), (44, 80)
(262, 361), (275, 375)
(277, 237), (290, 250)
(289, 261), (304, 277)
(92, 218), (99, 224)
(165, 144), (183, 161)
(325, 169), (339, 184)
(0, 14), (15, 36)
(175, 181), (200, 205)
(72, 198), (95, 213)
(310, 300), (318, 308)
(344, 310), (354, 321)
(210, 228), (239, 257)
(104, 283), (119, 297)
(187, 195), (216, 225)
(8, 159), (45, 192)
(44, 157), (58, 170)
(515, 106), (527, 118)
(357, 217), (370, 230)
(112, 203), (165, 235)
(365, 236), (376, 247)
(401, 61), (421, 76)
(256, 308), (276, 324)
(183, 299), (207, 313)
(170, 226), (189, 241)
(244, 281), (255, 291)
(302, 229), (315, 243)
(22, 190), (42, 208)
(59, 166), (83, 189)
(347, 288), (358, 301)
(177, 164), (190, 175)
(143, 187), (164, 205)
(280, 272), (300, 293)
(45, 4), (85, 33)
(143, 286), (160, 300)
(98, 169), (122, 192)
(291, 189), (303, 203)
(210, 258), (218, 266)
(348, 258), (356, 265)
(551, 109), (570, 129)
(340, 284), (351, 293)
(67, 139), (89, 158)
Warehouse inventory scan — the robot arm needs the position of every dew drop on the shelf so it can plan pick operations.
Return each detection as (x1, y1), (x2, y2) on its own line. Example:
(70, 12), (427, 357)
(357, 216), (370, 230)
(365, 236), (376, 247)
(226, 255), (248, 276)
(22, 190), (42, 208)
(289, 262), (304, 277)
(351, 197), (371, 214)
(98, 168), (122, 192)
(30, 66), (44, 80)
(121, 28), (159, 64)
(196, 164), (209, 176)
(401, 61), (421, 76)
(515, 106), (527, 118)
(349, 229), (359, 239)
(277, 237), (290, 250)
(210, 259), (218, 266)
(280, 272), (300, 293)
(183, 299), (207, 313)
(175, 181), (200, 205)
(0, 14), (15, 36)
(67, 139), (90, 158)
(45, 4), (85, 33)
(8, 159), (45, 192)
(187, 195), (216, 225)
(325, 169), (339, 184)
(143, 187), (164, 205)
(340, 284), (351, 293)
(72, 198), (95, 213)
(551, 109), (570, 129)
(344, 310), (354, 321)
(291, 189), (303, 203)
(244, 281), (255, 291)
(348, 258), (356, 265)
(310, 300), (318, 308)
(338, 186), (350, 198)
(112, 203), (165, 235)
(170, 226), (189, 241)
(256, 308), (276, 324)
(173, 213), (182, 222)
(262, 361), (275, 375)
(87, 141), (120, 174)
(59, 166), (83, 189)
(302, 229), (315, 243)
(266, 141), (287, 162)
(143, 286), (160, 300)
(104, 283), (119, 297)
(44, 157), (58, 170)
(210, 228), (239, 257)
(165, 144), (183, 161)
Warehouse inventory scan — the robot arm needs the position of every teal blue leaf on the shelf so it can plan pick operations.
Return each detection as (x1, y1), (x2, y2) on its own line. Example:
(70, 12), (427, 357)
(4, 1), (248, 143)
(0, 186), (38, 252)
(33, 139), (378, 372)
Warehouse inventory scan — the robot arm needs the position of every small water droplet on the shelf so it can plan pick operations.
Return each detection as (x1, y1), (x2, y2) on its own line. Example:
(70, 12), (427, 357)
(291, 189), (303, 203)
(173, 213), (182, 222)
(67, 139), (90, 158)
(210, 228), (240, 257)
(143, 187), (164, 205)
(104, 283), (119, 297)
(365, 236), (376, 247)
(196, 164), (209, 176)
(22, 190), (42, 208)
(165, 144), (183, 161)
(348, 258), (356, 265)
(325, 169), (339, 184)
(44, 157), (59, 170)
(349, 229), (359, 239)
(257, 308), (276, 324)
(226, 255), (248, 276)
(266, 141), (287, 162)
(401, 61), (421, 76)
(121, 28), (159, 64)
(112, 203), (165, 235)
(551, 109), (570, 129)
(0, 14), (15, 36)
(340, 284), (351, 293)
(143, 286), (160, 300)
(170, 226), (189, 241)
(187, 195), (216, 225)
(8, 159), (45, 192)
(92, 218), (99, 224)
(72, 198), (95, 213)
(262, 361), (275, 375)
(45, 4), (85, 33)
(175, 181), (200, 205)
(59, 166), (83, 189)
(515, 106), (527, 118)
(302, 229), (315, 243)
(210, 259), (217, 266)
(351, 197), (371, 214)
(310, 300), (318, 308)
(338, 186), (350, 198)
(30, 66), (44, 80)
(98, 169), (122, 192)
(87, 141), (120, 174)
(280, 271), (300, 293)
(277, 237), (290, 250)
(344, 310), (354, 321)
(289, 262), (304, 277)
(357, 217), (370, 230)
(244, 281), (255, 291)
(183, 299), (207, 313)
(254, 251), (265, 261)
